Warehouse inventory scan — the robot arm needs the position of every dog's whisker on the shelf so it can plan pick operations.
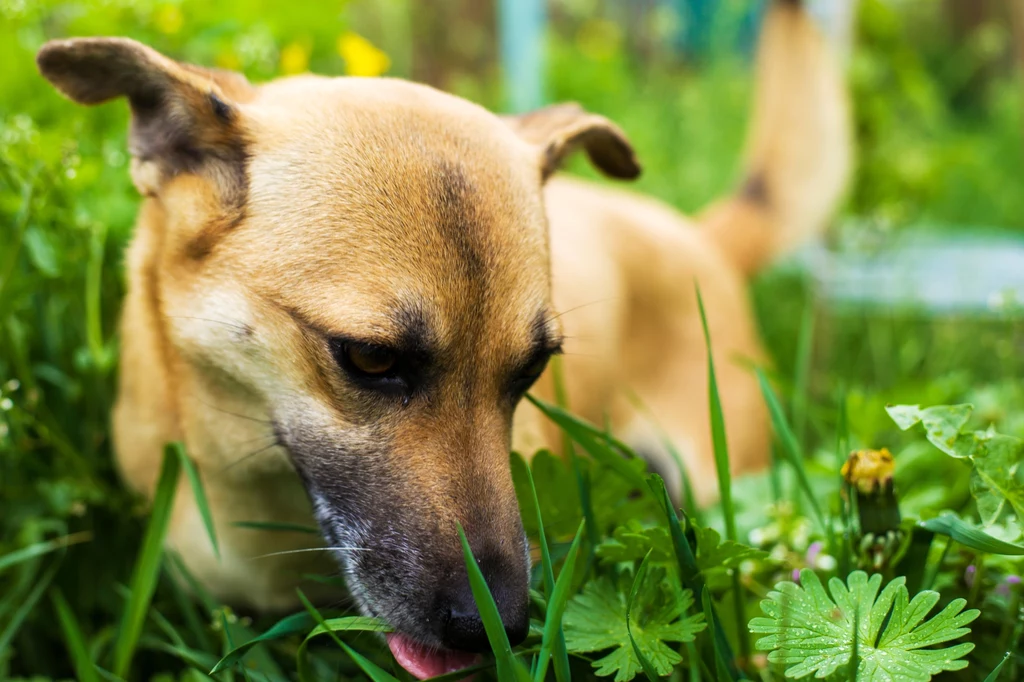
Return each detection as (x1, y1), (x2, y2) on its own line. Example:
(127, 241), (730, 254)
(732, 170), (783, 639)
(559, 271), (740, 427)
(543, 298), (613, 325)
(168, 315), (251, 335)
(193, 396), (273, 425)
(249, 547), (369, 560)
(218, 440), (282, 474)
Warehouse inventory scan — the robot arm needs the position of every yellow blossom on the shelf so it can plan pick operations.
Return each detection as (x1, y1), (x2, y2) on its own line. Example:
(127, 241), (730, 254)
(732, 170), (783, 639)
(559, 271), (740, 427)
(337, 31), (390, 78)
(279, 41), (310, 75)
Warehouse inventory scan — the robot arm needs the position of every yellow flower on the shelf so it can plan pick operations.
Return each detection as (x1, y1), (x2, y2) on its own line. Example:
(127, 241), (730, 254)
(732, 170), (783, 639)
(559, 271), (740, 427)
(841, 448), (895, 495)
(337, 31), (390, 78)
(154, 4), (183, 35)
(279, 41), (310, 76)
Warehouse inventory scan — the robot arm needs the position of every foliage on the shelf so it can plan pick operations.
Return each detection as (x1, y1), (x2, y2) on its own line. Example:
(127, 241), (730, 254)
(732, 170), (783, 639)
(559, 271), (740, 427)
(751, 570), (979, 681)
(2, 0), (1023, 681)
(562, 571), (705, 682)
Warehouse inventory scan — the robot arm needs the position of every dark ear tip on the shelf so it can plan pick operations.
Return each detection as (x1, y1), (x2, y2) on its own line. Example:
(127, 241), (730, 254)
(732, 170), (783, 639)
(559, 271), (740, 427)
(36, 40), (72, 78)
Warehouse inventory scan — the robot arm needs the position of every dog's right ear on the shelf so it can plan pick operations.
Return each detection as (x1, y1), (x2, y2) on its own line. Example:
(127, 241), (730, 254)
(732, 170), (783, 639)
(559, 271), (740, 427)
(37, 37), (253, 201)
(504, 102), (641, 181)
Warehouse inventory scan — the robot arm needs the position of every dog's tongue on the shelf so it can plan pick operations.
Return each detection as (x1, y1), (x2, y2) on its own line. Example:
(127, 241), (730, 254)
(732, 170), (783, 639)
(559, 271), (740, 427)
(386, 633), (480, 680)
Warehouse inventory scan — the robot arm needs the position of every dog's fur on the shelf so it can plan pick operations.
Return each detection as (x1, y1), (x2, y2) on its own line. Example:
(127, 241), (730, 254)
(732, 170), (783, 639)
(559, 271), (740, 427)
(37, 0), (850, 653)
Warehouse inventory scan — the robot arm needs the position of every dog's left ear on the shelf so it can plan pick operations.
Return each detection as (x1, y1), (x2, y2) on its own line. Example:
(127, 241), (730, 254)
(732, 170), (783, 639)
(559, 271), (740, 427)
(504, 102), (641, 181)
(36, 37), (254, 201)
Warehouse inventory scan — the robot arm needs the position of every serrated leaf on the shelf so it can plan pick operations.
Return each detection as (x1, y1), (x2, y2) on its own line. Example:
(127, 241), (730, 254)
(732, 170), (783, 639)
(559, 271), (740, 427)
(563, 574), (706, 682)
(749, 569), (978, 681)
(595, 522), (671, 564)
(692, 525), (769, 573)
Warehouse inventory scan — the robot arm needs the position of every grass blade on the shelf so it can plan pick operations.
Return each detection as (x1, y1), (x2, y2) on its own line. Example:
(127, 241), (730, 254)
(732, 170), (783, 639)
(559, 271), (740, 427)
(756, 368), (826, 533)
(548, 355), (601, 561)
(0, 531), (91, 574)
(699, 587), (732, 682)
(984, 651), (1012, 682)
(52, 588), (100, 682)
(648, 474), (736, 679)
(0, 559), (61, 659)
(211, 612), (315, 673)
(920, 514), (1024, 555)
(173, 442), (219, 559)
(695, 284), (748, 665)
(457, 523), (531, 682)
(520, 456), (572, 682)
(695, 284), (736, 542)
(627, 551), (662, 682)
(296, 590), (399, 682)
(534, 520), (585, 682)
(527, 394), (648, 493)
(112, 443), (181, 678)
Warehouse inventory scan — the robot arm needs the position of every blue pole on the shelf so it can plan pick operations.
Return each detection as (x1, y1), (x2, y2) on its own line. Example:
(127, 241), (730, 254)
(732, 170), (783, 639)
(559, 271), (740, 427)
(499, 0), (547, 113)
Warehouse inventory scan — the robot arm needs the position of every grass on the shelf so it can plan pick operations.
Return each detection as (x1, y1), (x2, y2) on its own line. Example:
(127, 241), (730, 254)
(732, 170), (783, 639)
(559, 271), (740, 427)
(2, 0), (1024, 680)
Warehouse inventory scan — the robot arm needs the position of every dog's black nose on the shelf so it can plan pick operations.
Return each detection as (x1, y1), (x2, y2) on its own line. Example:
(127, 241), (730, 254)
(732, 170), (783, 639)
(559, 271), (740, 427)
(441, 556), (529, 653)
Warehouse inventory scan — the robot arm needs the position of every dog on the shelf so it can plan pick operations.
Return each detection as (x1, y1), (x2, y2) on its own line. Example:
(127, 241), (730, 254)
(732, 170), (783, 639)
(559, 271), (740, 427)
(36, 0), (849, 675)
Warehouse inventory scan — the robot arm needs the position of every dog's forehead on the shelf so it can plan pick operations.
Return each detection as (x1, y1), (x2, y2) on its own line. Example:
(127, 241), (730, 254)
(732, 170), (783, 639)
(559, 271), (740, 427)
(232, 77), (556, 346)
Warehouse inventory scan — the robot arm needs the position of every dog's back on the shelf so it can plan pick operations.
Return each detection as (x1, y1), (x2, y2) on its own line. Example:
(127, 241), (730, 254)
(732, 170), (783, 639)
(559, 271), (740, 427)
(515, 0), (852, 502)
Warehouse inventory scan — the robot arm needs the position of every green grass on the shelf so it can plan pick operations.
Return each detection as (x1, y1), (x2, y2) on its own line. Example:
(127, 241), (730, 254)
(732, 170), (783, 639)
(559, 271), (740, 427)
(2, 0), (1024, 680)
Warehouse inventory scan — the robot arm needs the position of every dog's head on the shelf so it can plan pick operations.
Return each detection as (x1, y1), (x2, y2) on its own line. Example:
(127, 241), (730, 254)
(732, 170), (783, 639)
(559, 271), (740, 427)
(38, 38), (638, 674)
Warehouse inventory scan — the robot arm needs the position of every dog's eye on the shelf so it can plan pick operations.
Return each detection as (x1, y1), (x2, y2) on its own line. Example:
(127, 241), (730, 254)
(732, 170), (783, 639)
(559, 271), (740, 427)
(342, 343), (396, 376)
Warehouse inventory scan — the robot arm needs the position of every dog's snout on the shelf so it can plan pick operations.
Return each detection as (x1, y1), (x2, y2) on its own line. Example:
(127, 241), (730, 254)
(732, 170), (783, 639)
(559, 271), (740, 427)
(441, 553), (529, 653)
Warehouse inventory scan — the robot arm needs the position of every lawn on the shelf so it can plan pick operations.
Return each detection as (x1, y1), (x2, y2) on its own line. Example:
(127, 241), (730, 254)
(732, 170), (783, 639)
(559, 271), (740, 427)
(1, 0), (1022, 681)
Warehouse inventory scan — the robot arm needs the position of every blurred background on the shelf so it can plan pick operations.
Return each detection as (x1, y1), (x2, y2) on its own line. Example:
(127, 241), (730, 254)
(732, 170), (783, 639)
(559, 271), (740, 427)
(0, 0), (1023, 677)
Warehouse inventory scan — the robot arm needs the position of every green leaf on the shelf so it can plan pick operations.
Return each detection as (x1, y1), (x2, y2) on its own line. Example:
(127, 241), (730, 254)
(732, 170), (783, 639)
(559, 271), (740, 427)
(648, 474), (735, 675)
(627, 552), (663, 682)
(23, 226), (60, 277)
(211, 612), (316, 673)
(700, 587), (731, 682)
(527, 394), (650, 494)
(296, 591), (399, 682)
(231, 521), (320, 535)
(749, 569), (979, 681)
(173, 442), (220, 560)
(534, 520), (585, 682)
(0, 531), (90, 574)
(756, 369), (827, 533)
(969, 431), (1024, 526)
(52, 589), (99, 682)
(886, 404), (974, 457)
(595, 521), (767, 574)
(694, 284), (736, 542)
(457, 524), (531, 682)
(112, 443), (181, 679)
(596, 522), (671, 564)
(515, 453), (571, 682)
(691, 524), (769, 574)
(983, 651), (1011, 682)
(919, 514), (1024, 555)
(889, 403), (1024, 527)
(563, 572), (705, 682)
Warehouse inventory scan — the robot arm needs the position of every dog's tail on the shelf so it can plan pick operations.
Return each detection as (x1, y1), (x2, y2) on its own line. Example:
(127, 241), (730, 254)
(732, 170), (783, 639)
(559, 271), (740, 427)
(699, 0), (852, 275)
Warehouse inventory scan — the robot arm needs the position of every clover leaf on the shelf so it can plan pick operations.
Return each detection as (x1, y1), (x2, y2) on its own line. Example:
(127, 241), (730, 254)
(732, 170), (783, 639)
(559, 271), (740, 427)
(888, 403), (1024, 528)
(750, 570), (978, 681)
(563, 571), (706, 682)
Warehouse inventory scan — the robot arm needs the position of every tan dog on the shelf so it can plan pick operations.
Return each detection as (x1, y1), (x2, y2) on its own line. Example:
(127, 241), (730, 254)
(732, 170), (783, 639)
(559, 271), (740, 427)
(37, 0), (849, 675)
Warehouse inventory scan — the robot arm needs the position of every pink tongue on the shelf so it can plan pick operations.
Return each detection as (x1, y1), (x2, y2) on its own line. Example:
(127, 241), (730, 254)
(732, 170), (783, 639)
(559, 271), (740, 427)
(386, 633), (480, 680)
